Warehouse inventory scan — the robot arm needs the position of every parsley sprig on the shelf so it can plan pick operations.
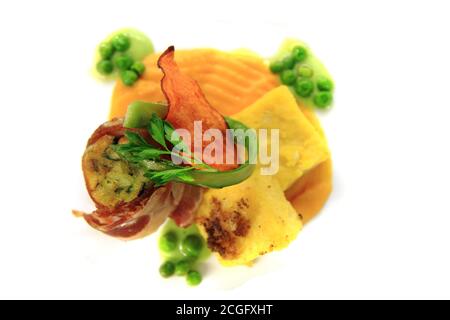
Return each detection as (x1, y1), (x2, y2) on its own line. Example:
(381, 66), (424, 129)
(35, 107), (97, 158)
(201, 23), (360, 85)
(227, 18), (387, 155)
(113, 114), (214, 186)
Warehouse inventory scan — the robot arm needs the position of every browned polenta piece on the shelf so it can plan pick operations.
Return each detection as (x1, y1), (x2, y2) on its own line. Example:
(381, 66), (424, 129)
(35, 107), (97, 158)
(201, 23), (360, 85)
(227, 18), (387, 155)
(196, 173), (302, 266)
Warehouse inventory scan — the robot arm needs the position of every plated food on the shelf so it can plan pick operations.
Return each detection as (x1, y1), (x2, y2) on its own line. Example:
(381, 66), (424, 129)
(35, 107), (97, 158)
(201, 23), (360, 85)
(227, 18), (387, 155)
(76, 29), (334, 286)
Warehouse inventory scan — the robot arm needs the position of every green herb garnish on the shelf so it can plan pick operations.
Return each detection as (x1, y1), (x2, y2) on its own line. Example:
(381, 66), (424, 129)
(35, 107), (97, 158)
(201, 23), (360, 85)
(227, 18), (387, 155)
(114, 114), (196, 186)
(113, 113), (255, 188)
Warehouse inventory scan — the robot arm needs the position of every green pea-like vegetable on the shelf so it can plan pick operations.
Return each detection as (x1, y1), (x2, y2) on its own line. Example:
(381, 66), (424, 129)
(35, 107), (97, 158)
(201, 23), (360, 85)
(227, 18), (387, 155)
(280, 70), (296, 85)
(121, 70), (139, 86)
(175, 260), (191, 276)
(297, 65), (313, 78)
(131, 61), (146, 76)
(269, 61), (284, 74)
(292, 46), (307, 62)
(181, 235), (203, 258)
(159, 261), (175, 278)
(114, 55), (134, 71)
(96, 60), (114, 75)
(124, 101), (168, 128)
(111, 34), (131, 52)
(313, 92), (333, 109)
(294, 79), (314, 98)
(282, 55), (296, 70)
(186, 270), (202, 286)
(159, 231), (178, 253)
(317, 77), (333, 91)
(99, 42), (115, 59)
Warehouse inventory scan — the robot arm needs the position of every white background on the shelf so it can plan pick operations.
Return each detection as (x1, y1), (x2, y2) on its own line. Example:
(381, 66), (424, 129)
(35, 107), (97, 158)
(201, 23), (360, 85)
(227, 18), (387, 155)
(0, 0), (449, 300)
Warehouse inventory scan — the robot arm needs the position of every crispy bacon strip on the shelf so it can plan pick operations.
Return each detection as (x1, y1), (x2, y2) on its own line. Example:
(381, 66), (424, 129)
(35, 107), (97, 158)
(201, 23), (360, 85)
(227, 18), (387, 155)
(158, 46), (237, 171)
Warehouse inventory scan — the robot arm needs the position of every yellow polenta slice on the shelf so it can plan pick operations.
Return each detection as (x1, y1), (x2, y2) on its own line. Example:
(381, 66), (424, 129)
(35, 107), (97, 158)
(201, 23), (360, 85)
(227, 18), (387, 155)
(286, 104), (333, 224)
(196, 172), (302, 266)
(233, 86), (330, 191)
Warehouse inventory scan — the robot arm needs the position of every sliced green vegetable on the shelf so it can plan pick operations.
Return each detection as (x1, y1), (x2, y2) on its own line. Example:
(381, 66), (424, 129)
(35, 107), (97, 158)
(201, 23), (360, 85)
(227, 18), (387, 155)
(124, 102), (168, 128)
(183, 117), (257, 188)
(186, 160), (254, 188)
(118, 109), (256, 189)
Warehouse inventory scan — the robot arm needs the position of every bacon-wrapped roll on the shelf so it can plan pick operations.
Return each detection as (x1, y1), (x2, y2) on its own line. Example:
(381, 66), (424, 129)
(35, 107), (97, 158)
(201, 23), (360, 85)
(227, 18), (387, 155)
(79, 118), (202, 240)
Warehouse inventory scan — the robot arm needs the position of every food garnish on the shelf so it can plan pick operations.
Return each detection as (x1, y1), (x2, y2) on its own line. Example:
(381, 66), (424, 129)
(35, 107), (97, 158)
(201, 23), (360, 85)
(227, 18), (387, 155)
(114, 110), (256, 188)
(109, 47), (257, 188)
(158, 220), (209, 285)
(270, 39), (335, 109)
(124, 101), (168, 128)
(158, 46), (238, 171)
(94, 28), (154, 86)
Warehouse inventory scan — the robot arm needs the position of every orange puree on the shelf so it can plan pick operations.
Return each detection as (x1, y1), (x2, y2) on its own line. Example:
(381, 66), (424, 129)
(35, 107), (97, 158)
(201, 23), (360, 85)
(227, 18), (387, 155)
(110, 49), (332, 224)
(110, 49), (279, 118)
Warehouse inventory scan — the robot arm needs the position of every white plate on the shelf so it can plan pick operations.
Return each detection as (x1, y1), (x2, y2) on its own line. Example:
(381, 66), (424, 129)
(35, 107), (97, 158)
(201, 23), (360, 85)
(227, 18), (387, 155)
(65, 18), (334, 298)
(2, 1), (450, 299)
